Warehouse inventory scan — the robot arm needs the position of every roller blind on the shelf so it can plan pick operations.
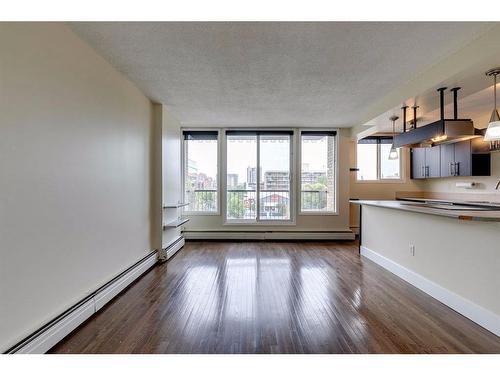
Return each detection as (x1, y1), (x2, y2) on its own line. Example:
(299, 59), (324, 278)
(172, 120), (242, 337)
(358, 136), (393, 144)
(183, 131), (218, 140)
(225, 130), (294, 136)
(300, 130), (337, 136)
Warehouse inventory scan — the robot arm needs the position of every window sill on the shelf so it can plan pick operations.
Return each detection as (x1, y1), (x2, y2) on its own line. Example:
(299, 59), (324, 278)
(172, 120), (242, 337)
(299, 211), (339, 216)
(355, 179), (406, 184)
(184, 211), (220, 216)
(223, 219), (296, 226)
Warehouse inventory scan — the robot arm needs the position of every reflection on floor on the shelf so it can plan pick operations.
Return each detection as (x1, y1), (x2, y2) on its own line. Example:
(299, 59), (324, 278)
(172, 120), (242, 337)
(51, 241), (500, 354)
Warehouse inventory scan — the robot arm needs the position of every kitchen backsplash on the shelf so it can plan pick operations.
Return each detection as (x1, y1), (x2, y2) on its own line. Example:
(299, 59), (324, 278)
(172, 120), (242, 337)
(422, 151), (500, 194)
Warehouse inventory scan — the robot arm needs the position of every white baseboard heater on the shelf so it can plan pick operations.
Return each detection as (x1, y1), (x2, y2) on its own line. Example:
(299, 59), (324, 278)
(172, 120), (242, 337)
(5, 250), (158, 354)
(158, 236), (185, 262)
(183, 230), (355, 240)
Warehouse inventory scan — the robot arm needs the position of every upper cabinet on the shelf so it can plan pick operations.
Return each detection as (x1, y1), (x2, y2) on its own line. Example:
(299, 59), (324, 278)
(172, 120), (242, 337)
(440, 142), (469, 177)
(411, 139), (490, 179)
(411, 146), (441, 179)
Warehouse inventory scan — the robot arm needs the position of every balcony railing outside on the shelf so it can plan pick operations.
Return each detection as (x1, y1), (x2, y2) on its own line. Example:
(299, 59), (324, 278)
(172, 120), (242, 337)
(186, 189), (332, 217)
(227, 190), (256, 220)
(185, 189), (218, 212)
(301, 190), (329, 211)
(258, 190), (290, 220)
(226, 189), (290, 220)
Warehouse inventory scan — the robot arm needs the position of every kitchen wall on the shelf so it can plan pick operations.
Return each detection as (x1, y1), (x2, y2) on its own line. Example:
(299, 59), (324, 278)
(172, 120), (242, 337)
(362, 205), (500, 329)
(422, 151), (500, 195)
(0, 23), (155, 351)
(420, 110), (500, 198)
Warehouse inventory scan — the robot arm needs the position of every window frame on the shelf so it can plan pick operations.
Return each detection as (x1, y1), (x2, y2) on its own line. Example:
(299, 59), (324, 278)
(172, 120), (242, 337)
(355, 137), (404, 183)
(298, 129), (339, 216)
(223, 129), (295, 225)
(181, 128), (221, 215)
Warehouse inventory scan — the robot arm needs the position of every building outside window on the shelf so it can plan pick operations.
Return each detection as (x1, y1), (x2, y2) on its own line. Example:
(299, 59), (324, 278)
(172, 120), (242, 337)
(183, 131), (219, 213)
(356, 137), (401, 181)
(300, 131), (337, 213)
(226, 131), (292, 222)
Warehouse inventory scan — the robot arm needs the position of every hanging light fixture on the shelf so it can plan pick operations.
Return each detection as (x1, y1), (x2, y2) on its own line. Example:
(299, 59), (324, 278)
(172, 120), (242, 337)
(388, 115), (399, 160)
(485, 68), (500, 141)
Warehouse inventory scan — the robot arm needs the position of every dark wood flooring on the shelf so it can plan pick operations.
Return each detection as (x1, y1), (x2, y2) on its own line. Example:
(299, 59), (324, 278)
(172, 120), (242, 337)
(50, 241), (500, 354)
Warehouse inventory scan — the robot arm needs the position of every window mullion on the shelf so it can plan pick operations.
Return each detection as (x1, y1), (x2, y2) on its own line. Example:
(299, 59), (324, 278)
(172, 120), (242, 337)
(256, 134), (261, 222)
(377, 141), (381, 180)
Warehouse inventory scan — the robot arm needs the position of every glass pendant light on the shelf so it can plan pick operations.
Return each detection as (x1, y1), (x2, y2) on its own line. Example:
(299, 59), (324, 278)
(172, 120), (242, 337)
(388, 115), (399, 160)
(485, 68), (500, 141)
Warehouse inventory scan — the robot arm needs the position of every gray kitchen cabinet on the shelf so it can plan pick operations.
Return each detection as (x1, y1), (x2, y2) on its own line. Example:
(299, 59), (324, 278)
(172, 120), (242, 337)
(454, 141), (472, 176)
(411, 147), (426, 179)
(413, 139), (490, 179)
(440, 141), (473, 177)
(411, 147), (440, 179)
(440, 143), (456, 177)
(425, 146), (441, 178)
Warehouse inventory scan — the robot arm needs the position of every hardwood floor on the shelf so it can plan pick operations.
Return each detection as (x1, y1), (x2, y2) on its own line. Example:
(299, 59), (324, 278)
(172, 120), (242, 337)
(50, 241), (500, 354)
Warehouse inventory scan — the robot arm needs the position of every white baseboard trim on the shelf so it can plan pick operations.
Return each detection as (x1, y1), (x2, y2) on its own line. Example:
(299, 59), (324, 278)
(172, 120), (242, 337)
(94, 253), (158, 311)
(8, 251), (158, 354)
(360, 246), (500, 337)
(14, 299), (95, 354)
(183, 231), (355, 241)
(166, 237), (185, 260)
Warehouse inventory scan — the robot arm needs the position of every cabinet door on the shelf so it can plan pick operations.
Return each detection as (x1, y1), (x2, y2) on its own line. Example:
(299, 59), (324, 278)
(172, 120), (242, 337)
(425, 146), (441, 178)
(411, 148), (426, 179)
(440, 143), (455, 177)
(454, 141), (471, 176)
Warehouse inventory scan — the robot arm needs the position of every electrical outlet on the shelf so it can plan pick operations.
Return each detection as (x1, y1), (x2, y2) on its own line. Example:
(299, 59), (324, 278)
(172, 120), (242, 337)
(409, 244), (415, 256)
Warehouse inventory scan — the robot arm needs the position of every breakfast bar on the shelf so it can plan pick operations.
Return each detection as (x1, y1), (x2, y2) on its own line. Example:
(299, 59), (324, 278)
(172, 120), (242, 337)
(351, 199), (500, 337)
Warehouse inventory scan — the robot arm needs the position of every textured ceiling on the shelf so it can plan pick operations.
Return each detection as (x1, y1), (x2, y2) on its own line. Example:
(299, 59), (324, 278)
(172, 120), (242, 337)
(70, 22), (494, 127)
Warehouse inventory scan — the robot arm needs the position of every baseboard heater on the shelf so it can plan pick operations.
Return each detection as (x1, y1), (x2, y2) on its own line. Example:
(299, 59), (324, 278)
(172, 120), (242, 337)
(183, 230), (355, 240)
(5, 250), (158, 354)
(159, 235), (185, 261)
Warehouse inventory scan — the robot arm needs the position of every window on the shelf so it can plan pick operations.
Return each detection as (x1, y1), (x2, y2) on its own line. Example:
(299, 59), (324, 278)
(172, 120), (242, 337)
(300, 131), (337, 213)
(226, 131), (292, 222)
(356, 137), (401, 181)
(183, 131), (218, 213)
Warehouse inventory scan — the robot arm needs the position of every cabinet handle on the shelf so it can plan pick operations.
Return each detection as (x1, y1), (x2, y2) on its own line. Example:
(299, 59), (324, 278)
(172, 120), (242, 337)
(449, 162), (454, 176)
(455, 162), (460, 176)
(421, 165), (425, 177)
(425, 165), (429, 177)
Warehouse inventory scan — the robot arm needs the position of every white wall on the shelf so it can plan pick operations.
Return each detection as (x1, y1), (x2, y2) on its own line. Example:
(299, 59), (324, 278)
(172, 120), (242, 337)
(160, 105), (184, 248)
(361, 205), (500, 317)
(0, 23), (154, 351)
(422, 151), (500, 195)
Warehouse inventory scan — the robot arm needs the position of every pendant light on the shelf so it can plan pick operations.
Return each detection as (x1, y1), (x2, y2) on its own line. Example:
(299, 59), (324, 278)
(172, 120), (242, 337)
(485, 68), (500, 141)
(388, 115), (399, 160)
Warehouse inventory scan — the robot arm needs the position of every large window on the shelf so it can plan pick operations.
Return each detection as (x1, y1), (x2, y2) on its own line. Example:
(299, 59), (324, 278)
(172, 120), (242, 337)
(300, 131), (337, 213)
(183, 131), (218, 213)
(356, 137), (401, 181)
(226, 131), (292, 222)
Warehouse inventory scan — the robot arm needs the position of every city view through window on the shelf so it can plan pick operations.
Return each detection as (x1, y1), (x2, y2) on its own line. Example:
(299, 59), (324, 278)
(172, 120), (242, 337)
(184, 131), (337, 220)
(357, 139), (401, 181)
(300, 132), (336, 212)
(226, 133), (291, 221)
(184, 134), (218, 212)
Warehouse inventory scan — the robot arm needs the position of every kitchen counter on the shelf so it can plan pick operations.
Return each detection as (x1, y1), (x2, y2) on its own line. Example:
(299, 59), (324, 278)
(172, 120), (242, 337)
(350, 199), (500, 222)
(355, 199), (500, 336)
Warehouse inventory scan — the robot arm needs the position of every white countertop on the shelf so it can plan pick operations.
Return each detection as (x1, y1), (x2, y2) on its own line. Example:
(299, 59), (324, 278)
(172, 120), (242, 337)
(350, 199), (500, 222)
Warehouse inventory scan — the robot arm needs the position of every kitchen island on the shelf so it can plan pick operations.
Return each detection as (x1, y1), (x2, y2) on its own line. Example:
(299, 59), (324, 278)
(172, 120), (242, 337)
(351, 199), (500, 337)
